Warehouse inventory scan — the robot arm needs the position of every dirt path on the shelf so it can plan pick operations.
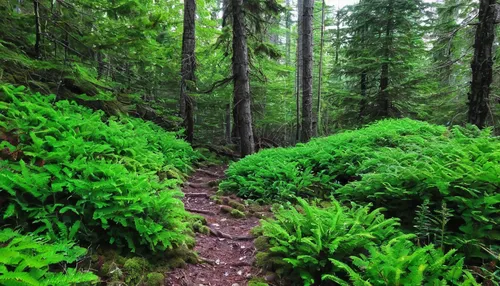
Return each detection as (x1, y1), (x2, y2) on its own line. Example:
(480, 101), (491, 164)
(165, 165), (270, 286)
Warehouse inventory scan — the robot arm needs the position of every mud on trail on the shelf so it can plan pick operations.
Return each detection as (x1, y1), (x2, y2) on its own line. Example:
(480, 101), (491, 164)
(165, 165), (271, 286)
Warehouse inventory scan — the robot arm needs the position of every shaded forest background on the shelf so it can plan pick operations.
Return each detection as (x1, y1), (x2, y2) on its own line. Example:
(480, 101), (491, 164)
(0, 0), (498, 149)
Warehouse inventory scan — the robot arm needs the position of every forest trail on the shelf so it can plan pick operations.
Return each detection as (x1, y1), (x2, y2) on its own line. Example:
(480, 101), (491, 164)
(166, 165), (270, 286)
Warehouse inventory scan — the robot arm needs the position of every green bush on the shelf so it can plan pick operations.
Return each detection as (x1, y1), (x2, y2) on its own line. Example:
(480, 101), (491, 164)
(256, 198), (401, 285)
(0, 84), (199, 252)
(256, 200), (479, 286)
(221, 119), (500, 257)
(0, 228), (98, 285)
(324, 235), (478, 286)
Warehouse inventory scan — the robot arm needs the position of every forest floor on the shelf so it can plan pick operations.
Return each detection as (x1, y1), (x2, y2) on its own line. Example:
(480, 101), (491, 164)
(165, 165), (272, 286)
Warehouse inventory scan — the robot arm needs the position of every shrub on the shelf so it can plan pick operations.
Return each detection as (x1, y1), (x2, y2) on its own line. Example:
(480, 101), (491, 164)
(0, 84), (199, 252)
(325, 235), (479, 286)
(255, 200), (479, 286)
(0, 228), (98, 285)
(256, 198), (401, 285)
(222, 119), (500, 257)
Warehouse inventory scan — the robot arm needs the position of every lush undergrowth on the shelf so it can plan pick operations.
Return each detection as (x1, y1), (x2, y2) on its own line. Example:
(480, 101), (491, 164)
(254, 199), (478, 286)
(0, 84), (199, 283)
(222, 119), (500, 284)
(0, 228), (98, 285)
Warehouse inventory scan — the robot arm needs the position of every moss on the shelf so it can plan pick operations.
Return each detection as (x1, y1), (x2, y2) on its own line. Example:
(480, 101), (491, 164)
(220, 205), (233, 213)
(198, 225), (210, 235)
(97, 248), (127, 266)
(228, 200), (245, 211)
(191, 214), (207, 225)
(100, 261), (123, 281)
(252, 212), (267, 218)
(212, 195), (223, 204)
(255, 252), (270, 268)
(251, 226), (264, 236)
(255, 252), (289, 272)
(254, 236), (270, 251)
(100, 261), (112, 277)
(248, 278), (269, 286)
(146, 272), (165, 286)
(124, 257), (150, 284)
(208, 179), (221, 187)
(247, 203), (270, 214)
(165, 257), (186, 269)
(230, 208), (246, 218)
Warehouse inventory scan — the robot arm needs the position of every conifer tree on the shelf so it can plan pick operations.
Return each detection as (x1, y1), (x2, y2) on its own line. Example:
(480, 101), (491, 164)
(180, 0), (196, 143)
(232, 0), (255, 156)
(301, 0), (314, 142)
(468, 0), (497, 128)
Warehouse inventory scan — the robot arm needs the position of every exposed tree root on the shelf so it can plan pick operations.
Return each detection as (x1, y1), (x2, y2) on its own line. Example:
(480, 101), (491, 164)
(185, 208), (217, 216)
(197, 169), (221, 177)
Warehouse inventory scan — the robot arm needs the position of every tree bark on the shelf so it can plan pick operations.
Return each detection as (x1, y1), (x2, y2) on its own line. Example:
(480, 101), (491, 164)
(335, 9), (341, 65)
(225, 103), (231, 144)
(232, 0), (255, 156)
(468, 0), (496, 129)
(378, 0), (393, 118)
(316, 0), (326, 136)
(301, 0), (314, 142)
(359, 22), (367, 118)
(285, 0), (291, 65)
(180, 0), (196, 143)
(296, 0), (304, 142)
(34, 0), (42, 59)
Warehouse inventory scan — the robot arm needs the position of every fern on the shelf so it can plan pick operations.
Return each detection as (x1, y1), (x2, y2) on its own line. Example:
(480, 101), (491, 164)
(256, 198), (401, 285)
(414, 199), (432, 246)
(0, 228), (98, 285)
(0, 84), (199, 252)
(324, 235), (479, 286)
(222, 118), (500, 261)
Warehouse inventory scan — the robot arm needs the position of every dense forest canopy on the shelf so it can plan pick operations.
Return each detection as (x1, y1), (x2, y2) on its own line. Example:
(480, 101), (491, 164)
(0, 0), (499, 285)
(1, 0), (498, 149)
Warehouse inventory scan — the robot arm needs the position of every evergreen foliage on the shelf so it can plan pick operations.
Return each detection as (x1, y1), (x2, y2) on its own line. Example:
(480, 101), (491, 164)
(222, 119), (500, 258)
(255, 198), (477, 285)
(0, 84), (199, 252)
(0, 228), (98, 285)
(324, 235), (478, 285)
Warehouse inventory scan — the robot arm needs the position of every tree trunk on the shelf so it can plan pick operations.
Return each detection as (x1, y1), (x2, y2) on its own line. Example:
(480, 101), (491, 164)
(296, 0), (304, 142)
(335, 9), (341, 65)
(378, 0), (393, 118)
(34, 0), (42, 59)
(225, 103), (231, 144)
(468, 0), (496, 129)
(316, 0), (325, 136)
(232, 0), (255, 156)
(301, 0), (314, 142)
(285, 0), (291, 65)
(180, 0), (196, 143)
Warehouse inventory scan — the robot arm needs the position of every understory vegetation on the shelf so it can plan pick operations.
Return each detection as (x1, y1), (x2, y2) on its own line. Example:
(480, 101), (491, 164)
(1, 0), (500, 284)
(223, 119), (500, 285)
(0, 84), (199, 283)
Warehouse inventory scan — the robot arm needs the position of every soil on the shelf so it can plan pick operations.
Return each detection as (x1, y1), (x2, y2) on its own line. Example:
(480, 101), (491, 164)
(165, 165), (272, 286)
